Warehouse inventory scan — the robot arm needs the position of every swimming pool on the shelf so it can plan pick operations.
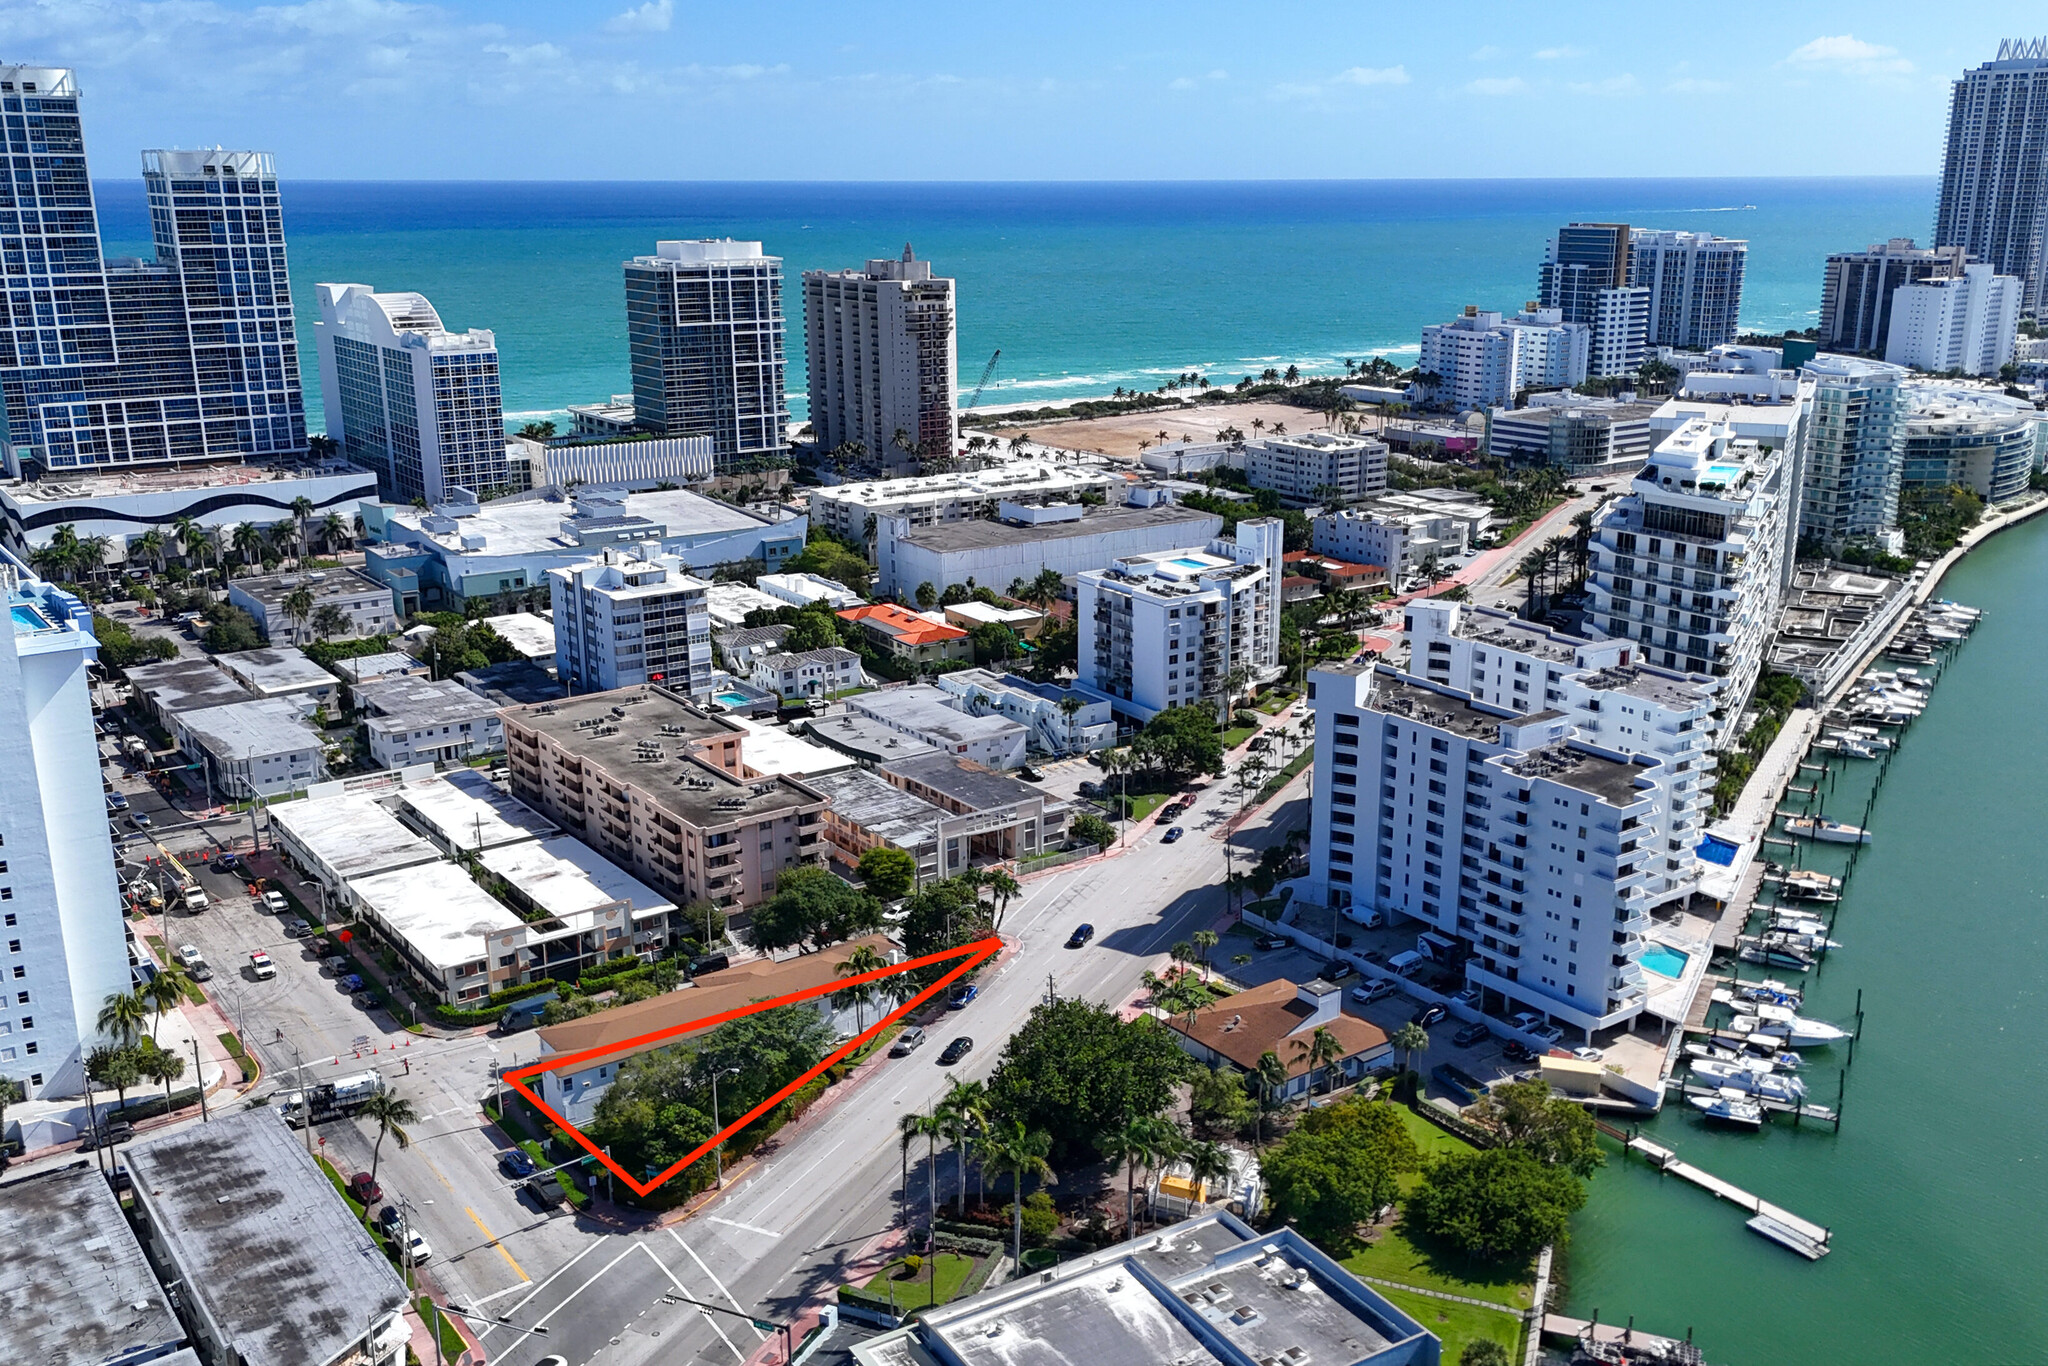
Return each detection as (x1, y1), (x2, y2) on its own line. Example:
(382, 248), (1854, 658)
(1168, 557), (1211, 570)
(1641, 943), (1689, 979)
(1696, 834), (1739, 866)
(714, 691), (753, 707)
(10, 603), (51, 632)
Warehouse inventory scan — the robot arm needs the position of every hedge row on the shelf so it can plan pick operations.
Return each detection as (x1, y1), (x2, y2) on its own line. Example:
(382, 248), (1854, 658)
(110, 1086), (203, 1122)
(428, 977), (558, 1027)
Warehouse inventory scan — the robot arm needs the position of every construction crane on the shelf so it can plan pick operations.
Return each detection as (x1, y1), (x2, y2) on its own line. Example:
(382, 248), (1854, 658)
(963, 349), (1001, 413)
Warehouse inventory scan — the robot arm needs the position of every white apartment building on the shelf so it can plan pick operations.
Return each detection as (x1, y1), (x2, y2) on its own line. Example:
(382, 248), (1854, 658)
(1884, 263), (2022, 376)
(1935, 40), (2048, 309)
(1302, 661), (1687, 1038)
(354, 676), (506, 768)
(1076, 519), (1285, 721)
(757, 571), (861, 609)
(624, 240), (788, 466)
(1311, 490), (1491, 580)
(803, 246), (958, 468)
(178, 697), (329, 800)
(549, 547), (713, 699)
(1583, 419), (1796, 747)
(1799, 356), (1907, 545)
(1899, 381), (2039, 502)
(315, 283), (510, 504)
(227, 567), (396, 647)
(1537, 222), (1649, 377)
(1418, 307), (1589, 410)
(527, 433), (716, 488)
(1243, 432), (1389, 505)
(874, 501), (1221, 601)
(1402, 599), (1717, 910)
(0, 556), (132, 1100)
(845, 685), (1031, 770)
(1819, 239), (1970, 355)
(1629, 231), (1748, 349)
(809, 462), (1117, 543)
(932, 668), (1119, 756)
(748, 645), (865, 700)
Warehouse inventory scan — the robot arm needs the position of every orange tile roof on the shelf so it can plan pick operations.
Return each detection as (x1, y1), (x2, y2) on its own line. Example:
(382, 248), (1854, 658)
(838, 603), (969, 645)
(1165, 978), (1390, 1079)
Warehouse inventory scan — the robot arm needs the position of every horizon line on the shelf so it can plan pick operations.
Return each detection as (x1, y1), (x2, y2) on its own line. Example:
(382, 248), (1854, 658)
(82, 173), (1940, 187)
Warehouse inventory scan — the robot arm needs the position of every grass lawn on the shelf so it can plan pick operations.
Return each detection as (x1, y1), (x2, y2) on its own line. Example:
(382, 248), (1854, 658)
(1221, 725), (1258, 750)
(1255, 691), (1297, 715)
(1124, 791), (1171, 821)
(845, 1022), (903, 1065)
(419, 1298), (467, 1360)
(860, 1252), (977, 1310)
(1373, 1286), (1525, 1364)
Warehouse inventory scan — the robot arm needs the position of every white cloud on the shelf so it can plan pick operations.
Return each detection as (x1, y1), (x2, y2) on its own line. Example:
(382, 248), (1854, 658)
(1335, 64), (1408, 86)
(605, 0), (671, 33)
(1469, 45), (1501, 61)
(1466, 76), (1527, 96)
(1533, 46), (1584, 60)
(1785, 34), (1912, 75)
(1567, 74), (1639, 96)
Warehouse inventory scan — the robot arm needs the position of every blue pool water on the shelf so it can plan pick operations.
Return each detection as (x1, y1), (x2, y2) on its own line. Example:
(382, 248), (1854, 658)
(1695, 834), (1739, 866)
(1169, 557), (1211, 570)
(11, 603), (51, 632)
(714, 691), (753, 706)
(1641, 944), (1690, 979)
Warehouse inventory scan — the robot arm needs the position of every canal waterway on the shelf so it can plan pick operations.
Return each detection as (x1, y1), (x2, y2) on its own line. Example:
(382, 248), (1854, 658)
(1562, 514), (2048, 1364)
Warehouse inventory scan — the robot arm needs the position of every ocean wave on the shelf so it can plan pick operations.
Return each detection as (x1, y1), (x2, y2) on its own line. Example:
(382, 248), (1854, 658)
(504, 408), (572, 420)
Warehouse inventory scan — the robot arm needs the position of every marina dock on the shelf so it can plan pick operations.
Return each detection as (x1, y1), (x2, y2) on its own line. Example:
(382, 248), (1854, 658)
(1542, 1314), (1704, 1362)
(1601, 1124), (1833, 1258)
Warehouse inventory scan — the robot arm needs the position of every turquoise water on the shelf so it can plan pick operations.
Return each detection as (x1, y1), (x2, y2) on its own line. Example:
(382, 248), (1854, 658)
(1169, 557), (1213, 570)
(714, 691), (753, 706)
(1564, 514), (2048, 1364)
(11, 603), (51, 631)
(90, 177), (1936, 433)
(1639, 944), (1689, 979)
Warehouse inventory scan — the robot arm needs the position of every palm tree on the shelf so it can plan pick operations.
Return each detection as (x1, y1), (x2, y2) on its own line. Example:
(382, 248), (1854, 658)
(980, 1117), (1056, 1266)
(1182, 1140), (1233, 1207)
(1254, 1049), (1290, 1143)
(267, 520), (297, 566)
(900, 1108), (944, 1229)
(231, 522), (265, 570)
(984, 869), (1022, 929)
(310, 604), (351, 641)
(282, 587), (315, 644)
(1391, 1021), (1430, 1099)
(0, 1076), (22, 1152)
(87, 1043), (143, 1114)
(321, 511), (350, 555)
(1097, 1114), (1178, 1235)
(358, 1091), (419, 1187)
(133, 529), (167, 576)
(834, 944), (888, 1033)
(139, 1041), (186, 1112)
(289, 496), (316, 566)
(1292, 1026), (1347, 1096)
(171, 516), (202, 568)
(939, 1077), (989, 1215)
(1191, 929), (1219, 983)
(140, 965), (190, 1036)
(76, 534), (112, 585)
(97, 990), (150, 1048)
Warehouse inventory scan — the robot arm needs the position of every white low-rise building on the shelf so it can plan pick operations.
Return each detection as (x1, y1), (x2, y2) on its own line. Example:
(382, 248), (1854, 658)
(481, 611), (557, 661)
(1076, 519), (1285, 722)
(933, 668), (1118, 755)
(550, 546), (713, 699)
(1244, 431), (1389, 505)
(809, 462), (1117, 543)
(1312, 504), (1471, 580)
(845, 684), (1031, 769)
(756, 571), (862, 609)
(177, 697), (329, 799)
(748, 645), (866, 699)
(874, 501), (1222, 600)
(227, 568), (396, 648)
(705, 581), (788, 629)
(354, 675), (506, 768)
(214, 647), (339, 710)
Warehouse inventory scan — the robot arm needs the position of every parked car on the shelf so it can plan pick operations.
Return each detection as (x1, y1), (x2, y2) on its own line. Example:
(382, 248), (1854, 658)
(102, 1120), (135, 1145)
(351, 990), (379, 1011)
(128, 812), (152, 829)
(283, 918), (311, 938)
(377, 1204), (407, 1236)
(261, 891), (290, 915)
(1254, 933), (1290, 951)
(1077, 781), (1102, 798)
(320, 955), (350, 976)
(524, 1175), (569, 1210)
(403, 1230), (433, 1263)
(1509, 1011), (1545, 1032)
(105, 791), (130, 812)
(1502, 1040), (1537, 1064)
(1017, 766), (1044, 783)
(888, 1026), (927, 1057)
(948, 983), (979, 1010)
(1157, 805), (1183, 823)
(1065, 923), (1095, 949)
(1451, 986), (1482, 1007)
(1410, 1003), (1448, 1028)
(1161, 826), (1185, 844)
(1315, 960), (1355, 983)
(1528, 1023), (1566, 1046)
(1572, 1045), (1605, 1063)
(937, 1036), (973, 1065)
(1247, 736), (1271, 751)
(1452, 1022), (1492, 1048)
(348, 1172), (383, 1204)
(338, 974), (364, 993)
(1350, 978), (1396, 1005)
(189, 962), (213, 982)
(212, 853), (242, 875)
(498, 1149), (539, 1179)
(176, 944), (204, 967)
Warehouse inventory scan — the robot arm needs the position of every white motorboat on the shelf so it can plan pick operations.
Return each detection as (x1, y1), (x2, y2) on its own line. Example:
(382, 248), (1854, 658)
(1692, 1057), (1807, 1104)
(1739, 942), (1815, 971)
(1766, 912), (1833, 938)
(1786, 817), (1870, 845)
(1742, 1003), (1854, 1047)
(1730, 979), (1804, 1008)
(1689, 1089), (1765, 1127)
(1697, 1035), (1805, 1069)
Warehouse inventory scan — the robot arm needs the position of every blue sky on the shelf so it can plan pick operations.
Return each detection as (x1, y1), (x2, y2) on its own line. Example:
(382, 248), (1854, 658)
(2, 0), (2026, 179)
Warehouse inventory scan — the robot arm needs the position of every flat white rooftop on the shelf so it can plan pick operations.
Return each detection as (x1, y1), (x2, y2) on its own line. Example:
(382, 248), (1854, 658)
(396, 768), (558, 853)
(216, 647), (334, 696)
(269, 791), (442, 882)
(480, 834), (676, 924)
(481, 611), (558, 660)
(732, 715), (860, 778)
(179, 696), (323, 757)
(349, 861), (524, 971)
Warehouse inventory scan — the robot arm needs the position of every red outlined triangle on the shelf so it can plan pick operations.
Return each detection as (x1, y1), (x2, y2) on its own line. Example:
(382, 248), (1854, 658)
(502, 937), (1000, 1197)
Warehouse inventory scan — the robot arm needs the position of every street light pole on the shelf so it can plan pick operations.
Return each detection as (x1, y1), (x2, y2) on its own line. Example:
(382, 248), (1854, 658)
(287, 1040), (312, 1155)
(190, 1037), (208, 1121)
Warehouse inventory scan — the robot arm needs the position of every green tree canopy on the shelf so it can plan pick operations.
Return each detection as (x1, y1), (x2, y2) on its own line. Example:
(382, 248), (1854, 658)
(857, 845), (918, 901)
(91, 615), (178, 670)
(1259, 1098), (1419, 1250)
(203, 605), (264, 653)
(785, 534), (871, 594)
(1406, 1147), (1587, 1262)
(1471, 1079), (1607, 1178)
(1134, 704), (1225, 777)
(745, 867), (884, 954)
(783, 604), (846, 654)
(986, 998), (1190, 1159)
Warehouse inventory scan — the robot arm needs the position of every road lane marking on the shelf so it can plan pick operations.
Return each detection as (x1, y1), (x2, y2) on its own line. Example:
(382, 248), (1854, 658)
(639, 1242), (745, 1360)
(706, 1215), (779, 1237)
(673, 1230), (766, 1339)
(748, 1139), (844, 1223)
(470, 1281), (533, 1306)
(477, 1237), (604, 1338)
(524, 1242), (642, 1335)
(465, 1205), (530, 1282)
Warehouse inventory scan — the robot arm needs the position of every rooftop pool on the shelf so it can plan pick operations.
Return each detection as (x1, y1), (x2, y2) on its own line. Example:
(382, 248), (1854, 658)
(1696, 833), (1740, 866)
(714, 691), (754, 706)
(11, 602), (53, 632)
(1641, 943), (1690, 979)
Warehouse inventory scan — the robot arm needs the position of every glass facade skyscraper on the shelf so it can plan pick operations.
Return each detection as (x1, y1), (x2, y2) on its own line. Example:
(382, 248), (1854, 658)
(1934, 40), (2048, 312)
(625, 239), (788, 468)
(0, 64), (306, 476)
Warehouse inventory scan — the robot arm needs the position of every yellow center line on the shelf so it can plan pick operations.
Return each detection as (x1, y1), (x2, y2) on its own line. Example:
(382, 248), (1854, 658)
(467, 1205), (530, 1283)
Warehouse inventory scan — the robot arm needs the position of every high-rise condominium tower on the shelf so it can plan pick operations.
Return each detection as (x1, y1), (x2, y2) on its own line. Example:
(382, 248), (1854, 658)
(624, 239), (788, 468)
(1537, 222), (1650, 376)
(1818, 239), (1971, 355)
(1629, 231), (1748, 349)
(0, 551), (132, 1101)
(314, 283), (509, 504)
(803, 245), (957, 468)
(1934, 39), (2048, 311)
(0, 65), (307, 475)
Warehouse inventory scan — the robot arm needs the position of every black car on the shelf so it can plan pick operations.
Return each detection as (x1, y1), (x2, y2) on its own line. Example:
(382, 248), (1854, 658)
(1502, 1040), (1537, 1064)
(1410, 1003), (1448, 1028)
(937, 1036), (973, 1065)
(1452, 1022), (1492, 1048)
(498, 1149), (539, 1179)
(1254, 934), (1290, 951)
(524, 1175), (570, 1210)
(1315, 960), (1355, 983)
(1018, 766), (1044, 783)
(213, 853), (243, 875)
(1161, 826), (1185, 844)
(1065, 923), (1095, 949)
(377, 1204), (408, 1235)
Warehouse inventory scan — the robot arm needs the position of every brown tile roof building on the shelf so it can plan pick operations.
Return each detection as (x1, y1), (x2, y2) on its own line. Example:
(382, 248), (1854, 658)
(1164, 977), (1391, 1094)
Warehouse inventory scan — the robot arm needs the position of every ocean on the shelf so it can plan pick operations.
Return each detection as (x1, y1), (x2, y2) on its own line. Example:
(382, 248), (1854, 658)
(91, 177), (1936, 435)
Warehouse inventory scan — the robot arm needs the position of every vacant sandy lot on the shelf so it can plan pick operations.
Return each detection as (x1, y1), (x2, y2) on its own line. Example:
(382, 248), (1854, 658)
(976, 400), (1360, 460)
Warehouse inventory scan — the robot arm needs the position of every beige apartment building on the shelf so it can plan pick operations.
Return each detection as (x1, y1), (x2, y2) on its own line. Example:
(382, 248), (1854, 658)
(500, 686), (827, 922)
